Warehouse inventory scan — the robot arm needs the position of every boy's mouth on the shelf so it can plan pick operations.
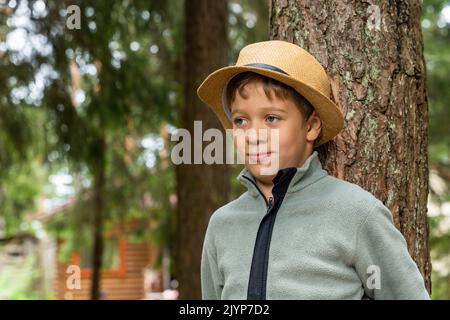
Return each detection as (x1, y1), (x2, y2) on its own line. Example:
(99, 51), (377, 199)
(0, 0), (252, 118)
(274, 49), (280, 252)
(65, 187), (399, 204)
(247, 152), (273, 163)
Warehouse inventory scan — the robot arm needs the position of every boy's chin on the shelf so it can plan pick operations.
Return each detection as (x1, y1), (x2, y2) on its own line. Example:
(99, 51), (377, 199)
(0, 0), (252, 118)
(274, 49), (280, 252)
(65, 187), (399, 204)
(246, 163), (279, 183)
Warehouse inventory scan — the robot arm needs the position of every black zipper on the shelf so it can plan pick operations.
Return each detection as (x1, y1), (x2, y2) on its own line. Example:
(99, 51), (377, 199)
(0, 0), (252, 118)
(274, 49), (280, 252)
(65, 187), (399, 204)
(267, 196), (273, 211)
(245, 168), (297, 300)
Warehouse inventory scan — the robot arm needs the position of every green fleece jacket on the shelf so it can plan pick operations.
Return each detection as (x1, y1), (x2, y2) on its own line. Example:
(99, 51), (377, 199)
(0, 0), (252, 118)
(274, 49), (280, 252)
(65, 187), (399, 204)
(201, 151), (430, 300)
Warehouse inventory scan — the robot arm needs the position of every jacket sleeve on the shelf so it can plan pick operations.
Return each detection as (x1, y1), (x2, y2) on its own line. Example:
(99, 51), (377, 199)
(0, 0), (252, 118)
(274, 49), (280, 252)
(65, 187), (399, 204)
(200, 217), (224, 300)
(353, 200), (430, 300)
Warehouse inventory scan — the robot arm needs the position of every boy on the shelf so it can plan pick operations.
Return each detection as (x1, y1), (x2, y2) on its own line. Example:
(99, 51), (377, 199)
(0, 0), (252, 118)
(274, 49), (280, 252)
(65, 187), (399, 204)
(196, 40), (430, 300)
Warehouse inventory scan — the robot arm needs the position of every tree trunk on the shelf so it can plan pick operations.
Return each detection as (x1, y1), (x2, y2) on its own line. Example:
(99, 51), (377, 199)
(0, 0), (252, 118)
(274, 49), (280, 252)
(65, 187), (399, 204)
(175, 0), (230, 299)
(269, 0), (431, 292)
(90, 137), (106, 300)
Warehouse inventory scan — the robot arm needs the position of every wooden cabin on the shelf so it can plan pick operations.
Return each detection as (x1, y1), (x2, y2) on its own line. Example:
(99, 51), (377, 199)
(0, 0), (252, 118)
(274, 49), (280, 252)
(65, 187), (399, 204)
(28, 201), (165, 300)
(54, 226), (162, 300)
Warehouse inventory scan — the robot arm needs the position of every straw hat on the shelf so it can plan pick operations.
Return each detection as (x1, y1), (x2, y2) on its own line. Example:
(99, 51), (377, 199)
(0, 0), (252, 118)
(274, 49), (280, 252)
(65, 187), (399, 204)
(196, 40), (344, 146)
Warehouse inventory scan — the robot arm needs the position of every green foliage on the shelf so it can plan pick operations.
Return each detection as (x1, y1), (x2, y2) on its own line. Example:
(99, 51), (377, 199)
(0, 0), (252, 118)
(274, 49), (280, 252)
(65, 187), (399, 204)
(228, 0), (269, 62)
(0, 159), (46, 236)
(423, 0), (450, 162)
(429, 214), (450, 299)
(0, 1), (184, 291)
(0, 254), (41, 300)
(423, 0), (450, 299)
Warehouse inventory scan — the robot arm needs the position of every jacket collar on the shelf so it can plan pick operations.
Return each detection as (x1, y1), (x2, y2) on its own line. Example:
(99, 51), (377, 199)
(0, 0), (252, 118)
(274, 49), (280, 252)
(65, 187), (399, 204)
(237, 151), (328, 197)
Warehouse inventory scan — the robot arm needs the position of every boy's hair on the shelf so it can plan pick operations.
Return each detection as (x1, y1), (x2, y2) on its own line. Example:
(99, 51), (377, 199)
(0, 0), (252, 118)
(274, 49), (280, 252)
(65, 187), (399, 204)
(225, 71), (323, 146)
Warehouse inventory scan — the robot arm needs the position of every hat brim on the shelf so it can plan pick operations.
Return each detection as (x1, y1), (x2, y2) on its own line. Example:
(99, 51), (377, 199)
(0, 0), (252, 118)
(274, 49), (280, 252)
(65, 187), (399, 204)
(197, 65), (343, 146)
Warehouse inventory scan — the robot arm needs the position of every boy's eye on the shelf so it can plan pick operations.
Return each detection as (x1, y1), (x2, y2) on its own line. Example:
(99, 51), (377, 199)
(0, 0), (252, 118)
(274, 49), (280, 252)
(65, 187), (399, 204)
(233, 117), (248, 127)
(266, 115), (280, 123)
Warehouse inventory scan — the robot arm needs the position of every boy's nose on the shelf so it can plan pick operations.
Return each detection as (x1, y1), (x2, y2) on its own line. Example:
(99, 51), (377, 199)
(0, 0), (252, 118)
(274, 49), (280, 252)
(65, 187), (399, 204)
(246, 127), (269, 145)
(246, 128), (271, 154)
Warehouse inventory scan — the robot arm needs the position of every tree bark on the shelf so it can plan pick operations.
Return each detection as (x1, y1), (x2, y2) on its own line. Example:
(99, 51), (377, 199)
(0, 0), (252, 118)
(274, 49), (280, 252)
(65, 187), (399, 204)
(270, 0), (431, 292)
(175, 0), (230, 299)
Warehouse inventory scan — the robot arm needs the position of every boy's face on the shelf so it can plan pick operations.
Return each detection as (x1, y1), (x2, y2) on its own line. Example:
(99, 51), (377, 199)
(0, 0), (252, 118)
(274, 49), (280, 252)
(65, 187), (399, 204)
(230, 81), (321, 185)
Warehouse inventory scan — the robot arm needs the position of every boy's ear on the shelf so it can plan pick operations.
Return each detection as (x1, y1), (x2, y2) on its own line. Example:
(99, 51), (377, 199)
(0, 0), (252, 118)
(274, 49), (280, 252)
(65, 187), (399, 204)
(306, 110), (322, 142)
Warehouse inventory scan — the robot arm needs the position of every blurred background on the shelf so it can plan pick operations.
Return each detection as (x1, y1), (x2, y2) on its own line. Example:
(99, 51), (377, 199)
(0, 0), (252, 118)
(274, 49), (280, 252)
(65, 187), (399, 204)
(0, 0), (449, 300)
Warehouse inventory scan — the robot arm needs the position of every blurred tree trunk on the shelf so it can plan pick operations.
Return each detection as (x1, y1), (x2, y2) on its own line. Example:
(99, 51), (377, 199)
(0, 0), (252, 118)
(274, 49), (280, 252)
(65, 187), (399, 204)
(91, 137), (106, 300)
(269, 0), (431, 292)
(175, 0), (230, 299)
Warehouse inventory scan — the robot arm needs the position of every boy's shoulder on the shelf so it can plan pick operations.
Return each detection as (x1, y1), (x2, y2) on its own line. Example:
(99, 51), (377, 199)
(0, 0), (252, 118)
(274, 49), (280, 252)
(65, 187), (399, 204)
(315, 174), (391, 220)
(206, 191), (254, 226)
(319, 174), (382, 205)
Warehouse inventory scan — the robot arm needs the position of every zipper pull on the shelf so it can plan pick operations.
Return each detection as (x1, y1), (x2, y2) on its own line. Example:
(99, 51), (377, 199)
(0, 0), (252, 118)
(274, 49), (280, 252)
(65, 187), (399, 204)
(267, 196), (274, 211)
